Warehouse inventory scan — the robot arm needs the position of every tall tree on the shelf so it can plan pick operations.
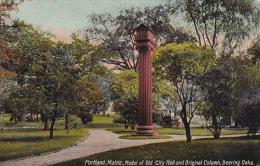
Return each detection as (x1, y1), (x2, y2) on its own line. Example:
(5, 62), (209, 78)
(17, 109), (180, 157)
(199, 57), (237, 139)
(169, 0), (260, 53)
(153, 42), (216, 143)
(86, 6), (194, 70)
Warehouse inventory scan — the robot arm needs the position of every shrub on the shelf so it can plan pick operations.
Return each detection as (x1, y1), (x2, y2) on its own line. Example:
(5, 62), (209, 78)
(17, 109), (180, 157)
(113, 115), (125, 124)
(80, 112), (93, 124)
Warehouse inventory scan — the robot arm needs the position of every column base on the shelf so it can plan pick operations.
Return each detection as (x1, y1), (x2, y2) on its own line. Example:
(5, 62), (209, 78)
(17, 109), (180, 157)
(135, 125), (158, 136)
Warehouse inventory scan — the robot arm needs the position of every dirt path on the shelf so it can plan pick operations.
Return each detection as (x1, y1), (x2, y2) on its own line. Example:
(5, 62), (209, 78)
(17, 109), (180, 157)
(0, 129), (246, 166)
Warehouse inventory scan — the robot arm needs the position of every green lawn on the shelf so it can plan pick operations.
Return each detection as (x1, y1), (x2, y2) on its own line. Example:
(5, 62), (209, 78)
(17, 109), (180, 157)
(0, 128), (87, 161)
(0, 114), (114, 161)
(158, 127), (248, 136)
(86, 114), (123, 129)
(53, 136), (260, 166)
(107, 127), (249, 136)
(91, 115), (114, 123)
(89, 114), (249, 137)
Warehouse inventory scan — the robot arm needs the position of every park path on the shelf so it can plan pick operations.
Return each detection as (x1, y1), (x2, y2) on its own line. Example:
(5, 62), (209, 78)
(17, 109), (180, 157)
(0, 129), (246, 166)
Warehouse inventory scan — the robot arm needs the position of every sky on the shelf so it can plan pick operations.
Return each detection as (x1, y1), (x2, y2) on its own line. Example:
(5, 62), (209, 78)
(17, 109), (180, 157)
(11, 0), (166, 42)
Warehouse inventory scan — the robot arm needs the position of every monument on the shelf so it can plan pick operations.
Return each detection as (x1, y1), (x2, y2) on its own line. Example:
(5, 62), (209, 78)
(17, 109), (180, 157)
(134, 24), (156, 136)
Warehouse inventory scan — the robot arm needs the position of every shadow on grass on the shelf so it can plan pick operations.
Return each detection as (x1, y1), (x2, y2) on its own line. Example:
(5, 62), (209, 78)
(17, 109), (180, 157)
(1, 128), (41, 132)
(0, 136), (64, 142)
(196, 135), (260, 141)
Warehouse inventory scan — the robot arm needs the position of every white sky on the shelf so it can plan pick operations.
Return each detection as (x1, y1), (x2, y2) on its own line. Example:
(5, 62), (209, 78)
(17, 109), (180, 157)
(11, 0), (166, 42)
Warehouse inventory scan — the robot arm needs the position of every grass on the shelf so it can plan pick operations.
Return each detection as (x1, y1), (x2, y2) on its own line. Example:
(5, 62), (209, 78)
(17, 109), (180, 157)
(89, 114), (249, 137)
(53, 135), (260, 166)
(108, 127), (249, 136)
(0, 114), (117, 161)
(0, 128), (87, 161)
(0, 113), (251, 161)
(91, 115), (114, 123)
(158, 127), (249, 136)
(86, 114), (123, 129)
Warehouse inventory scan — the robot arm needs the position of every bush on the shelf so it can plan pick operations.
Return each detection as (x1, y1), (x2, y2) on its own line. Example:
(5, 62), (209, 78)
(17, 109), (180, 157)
(162, 115), (173, 128)
(113, 115), (125, 124)
(153, 111), (173, 128)
(80, 112), (93, 124)
(237, 101), (260, 135)
(153, 111), (163, 124)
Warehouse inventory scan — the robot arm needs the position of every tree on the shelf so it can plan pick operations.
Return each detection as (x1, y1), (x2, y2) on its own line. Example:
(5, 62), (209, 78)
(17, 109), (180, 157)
(8, 21), (56, 130)
(239, 101), (260, 135)
(0, 1), (23, 75)
(199, 57), (237, 139)
(248, 39), (260, 62)
(110, 70), (175, 129)
(235, 61), (260, 134)
(0, 0), (23, 25)
(169, 0), (260, 53)
(86, 6), (194, 70)
(153, 42), (216, 143)
(77, 78), (102, 124)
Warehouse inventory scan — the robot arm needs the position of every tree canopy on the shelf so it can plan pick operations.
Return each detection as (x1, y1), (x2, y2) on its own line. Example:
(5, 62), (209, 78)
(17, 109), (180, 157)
(168, 0), (260, 53)
(153, 42), (216, 142)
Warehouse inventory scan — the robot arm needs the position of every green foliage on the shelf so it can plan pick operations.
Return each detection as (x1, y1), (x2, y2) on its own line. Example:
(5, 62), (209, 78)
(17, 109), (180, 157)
(170, 0), (260, 52)
(235, 61), (260, 134)
(79, 112), (93, 124)
(153, 42), (216, 81)
(248, 39), (260, 61)
(113, 115), (126, 124)
(87, 6), (194, 70)
(2, 21), (106, 138)
(153, 112), (174, 128)
(200, 56), (237, 138)
(110, 70), (175, 129)
(153, 42), (216, 142)
(238, 101), (260, 135)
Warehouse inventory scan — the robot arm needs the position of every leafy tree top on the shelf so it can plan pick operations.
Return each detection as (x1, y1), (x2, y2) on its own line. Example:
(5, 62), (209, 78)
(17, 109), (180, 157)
(153, 42), (216, 83)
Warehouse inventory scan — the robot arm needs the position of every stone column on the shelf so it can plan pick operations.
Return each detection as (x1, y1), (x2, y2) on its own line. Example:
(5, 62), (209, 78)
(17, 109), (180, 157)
(134, 24), (156, 136)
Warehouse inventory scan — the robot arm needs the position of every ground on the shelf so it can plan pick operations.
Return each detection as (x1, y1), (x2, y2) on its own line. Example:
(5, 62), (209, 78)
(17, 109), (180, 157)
(0, 114), (258, 166)
(108, 127), (248, 137)
(53, 135), (260, 166)
(0, 114), (87, 161)
(0, 128), (87, 161)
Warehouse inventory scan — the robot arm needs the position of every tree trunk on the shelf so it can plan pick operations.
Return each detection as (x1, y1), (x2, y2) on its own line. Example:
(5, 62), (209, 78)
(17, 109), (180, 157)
(65, 113), (69, 130)
(14, 116), (17, 124)
(36, 114), (39, 122)
(49, 117), (56, 139)
(212, 114), (221, 139)
(30, 113), (33, 122)
(44, 118), (49, 131)
(124, 120), (129, 129)
(213, 132), (220, 139)
(180, 105), (192, 143)
(0, 112), (3, 130)
(184, 122), (192, 143)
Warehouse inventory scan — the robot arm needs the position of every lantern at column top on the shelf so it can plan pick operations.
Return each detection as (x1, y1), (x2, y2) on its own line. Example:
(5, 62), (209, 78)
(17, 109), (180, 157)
(134, 24), (155, 51)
